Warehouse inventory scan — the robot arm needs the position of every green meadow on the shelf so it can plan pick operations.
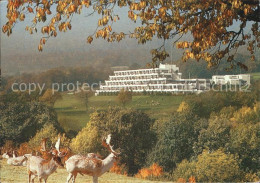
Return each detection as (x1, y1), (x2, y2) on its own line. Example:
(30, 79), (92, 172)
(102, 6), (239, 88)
(251, 72), (260, 80)
(54, 94), (184, 131)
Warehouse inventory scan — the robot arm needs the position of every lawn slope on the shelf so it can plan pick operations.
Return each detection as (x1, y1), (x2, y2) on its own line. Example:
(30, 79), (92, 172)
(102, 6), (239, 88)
(54, 94), (183, 131)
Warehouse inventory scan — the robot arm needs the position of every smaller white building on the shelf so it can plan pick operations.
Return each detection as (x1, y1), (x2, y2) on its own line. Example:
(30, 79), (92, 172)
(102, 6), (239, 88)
(212, 74), (250, 85)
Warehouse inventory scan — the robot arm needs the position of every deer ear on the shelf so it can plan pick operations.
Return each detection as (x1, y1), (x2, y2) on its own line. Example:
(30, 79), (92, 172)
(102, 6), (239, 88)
(55, 135), (61, 152)
(40, 138), (48, 152)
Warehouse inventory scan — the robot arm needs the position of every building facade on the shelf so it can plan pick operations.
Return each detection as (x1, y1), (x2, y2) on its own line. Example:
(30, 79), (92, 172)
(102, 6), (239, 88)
(95, 64), (210, 95)
(212, 74), (251, 85)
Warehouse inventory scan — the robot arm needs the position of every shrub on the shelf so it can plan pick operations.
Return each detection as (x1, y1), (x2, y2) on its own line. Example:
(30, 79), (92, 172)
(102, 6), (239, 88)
(176, 177), (196, 183)
(110, 162), (127, 175)
(173, 160), (196, 181)
(173, 149), (241, 182)
(1, 140), (15, 154)
(135, 163), (163, 179)
(17, 142), (32, 155)
(176, 178), (186, 183)
(177, 101), (190, 112)
(195, 149), (241, 182)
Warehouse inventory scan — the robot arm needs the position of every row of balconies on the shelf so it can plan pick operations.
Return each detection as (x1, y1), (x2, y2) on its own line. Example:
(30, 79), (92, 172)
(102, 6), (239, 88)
(100, 83), (196, 90)
(106, 78), (167, 84)
(114, 69), (160, 76)
(106, 82), (167, 86)
(101, 85), (195, 91)
(106, 80), (167, 85)
(110, 73), (160, 79)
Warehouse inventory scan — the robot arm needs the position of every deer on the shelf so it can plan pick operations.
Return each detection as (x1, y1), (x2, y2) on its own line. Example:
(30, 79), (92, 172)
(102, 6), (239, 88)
(7, 155), (28, 166)
(26, 136), (66, 183)
(65, 134), (120, 183)
(2, 150), (28, 166)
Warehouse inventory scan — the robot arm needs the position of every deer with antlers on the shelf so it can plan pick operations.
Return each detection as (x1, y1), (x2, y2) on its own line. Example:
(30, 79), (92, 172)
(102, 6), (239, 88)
(26, 136), (66, 183)
(65, 134), (120, 183)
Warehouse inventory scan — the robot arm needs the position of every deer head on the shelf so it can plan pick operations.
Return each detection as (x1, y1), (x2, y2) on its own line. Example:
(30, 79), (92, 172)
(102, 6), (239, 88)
(102, 134), (120, 157)
(40, 136), (67, 160)
(50, 136), (67, 167)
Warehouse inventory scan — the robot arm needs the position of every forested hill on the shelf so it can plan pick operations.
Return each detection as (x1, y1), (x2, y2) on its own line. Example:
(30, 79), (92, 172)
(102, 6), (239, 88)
(2, 54), (259, 91)
(2, 36), (259, 78)
(175, 53), (260, 79)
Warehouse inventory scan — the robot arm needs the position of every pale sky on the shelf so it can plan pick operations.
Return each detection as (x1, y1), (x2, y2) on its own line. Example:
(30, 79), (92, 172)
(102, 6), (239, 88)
(1, 2), (173, 75)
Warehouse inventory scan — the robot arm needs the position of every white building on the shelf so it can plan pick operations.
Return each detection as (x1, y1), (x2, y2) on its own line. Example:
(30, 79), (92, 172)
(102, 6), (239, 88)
(95, 64), (210, 95)
(212, 74), (251, 85)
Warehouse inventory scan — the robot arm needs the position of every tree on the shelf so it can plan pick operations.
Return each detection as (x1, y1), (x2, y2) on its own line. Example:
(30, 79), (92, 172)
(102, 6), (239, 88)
(70, 121), (102, 154)
(70, 108), (156, 175)
(39, 89), (62, 106)
(230, 122), (260, 173)
(2, 0), (259, 69)
(117, 89), (132, 106)
(193, 116), (231, 155)
(147, 111), (200, 172)
(231, 102), (260, 124)
(0, 94), (63, 146)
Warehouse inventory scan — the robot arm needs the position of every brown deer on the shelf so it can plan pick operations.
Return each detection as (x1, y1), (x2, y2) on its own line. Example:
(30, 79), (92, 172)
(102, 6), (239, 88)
(26, 136), (66, 183)
(65, 134), (120, 183)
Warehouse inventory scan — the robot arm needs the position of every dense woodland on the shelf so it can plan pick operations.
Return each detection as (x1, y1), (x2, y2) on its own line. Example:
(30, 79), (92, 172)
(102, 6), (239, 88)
(1, 78), (259, 182)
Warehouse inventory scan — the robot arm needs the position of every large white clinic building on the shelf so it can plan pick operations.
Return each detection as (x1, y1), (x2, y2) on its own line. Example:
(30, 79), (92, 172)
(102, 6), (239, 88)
(95, 64), (210, 95)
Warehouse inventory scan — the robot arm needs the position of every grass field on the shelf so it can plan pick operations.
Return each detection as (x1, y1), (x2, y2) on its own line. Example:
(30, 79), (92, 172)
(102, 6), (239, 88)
(0, 159), (172, 183)
(54, 94), (183, 132)
(251, 72), (260, 80)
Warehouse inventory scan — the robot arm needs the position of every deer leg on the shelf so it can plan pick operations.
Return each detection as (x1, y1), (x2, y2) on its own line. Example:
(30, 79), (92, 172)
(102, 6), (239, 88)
(28, 171), (31, 183)
(31, 175), (36, 183)
(93, 176), (98, 183)
(66, 173), (73, 183)
(72, 172), (77, 183)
